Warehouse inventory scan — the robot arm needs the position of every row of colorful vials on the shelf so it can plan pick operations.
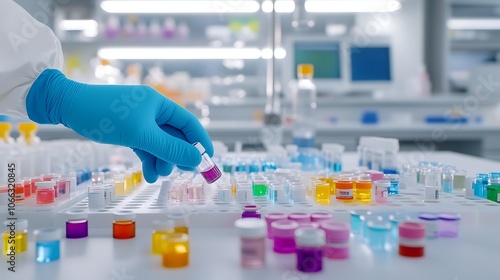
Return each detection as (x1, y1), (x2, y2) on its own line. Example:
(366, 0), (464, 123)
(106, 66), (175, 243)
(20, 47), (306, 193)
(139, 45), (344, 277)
(2, 208), (459, 271)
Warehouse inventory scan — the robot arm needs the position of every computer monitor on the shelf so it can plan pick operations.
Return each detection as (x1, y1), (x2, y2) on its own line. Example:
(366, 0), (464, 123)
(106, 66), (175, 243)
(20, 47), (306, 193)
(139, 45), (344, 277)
(350, 46), (392, 81)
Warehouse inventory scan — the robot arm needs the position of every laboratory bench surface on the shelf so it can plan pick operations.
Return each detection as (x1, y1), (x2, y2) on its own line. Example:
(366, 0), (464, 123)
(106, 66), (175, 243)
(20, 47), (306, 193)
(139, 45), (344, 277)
(1, 151), (500, 280)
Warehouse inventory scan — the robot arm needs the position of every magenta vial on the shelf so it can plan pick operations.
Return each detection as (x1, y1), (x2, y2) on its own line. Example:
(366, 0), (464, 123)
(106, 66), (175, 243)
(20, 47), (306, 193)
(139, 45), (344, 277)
(193, 142), (221, 184)
(295, 228), (326, 273)
(235, 218), (267, 269)
(320, 221), (350, 259)
(271, 219), (299, 254)
(264, 213), (288, 239)
(288, 213), (311, 223)
(242, 205), (261, 219)
(310, 212), (333, 223)
(66, 209), (88, 239)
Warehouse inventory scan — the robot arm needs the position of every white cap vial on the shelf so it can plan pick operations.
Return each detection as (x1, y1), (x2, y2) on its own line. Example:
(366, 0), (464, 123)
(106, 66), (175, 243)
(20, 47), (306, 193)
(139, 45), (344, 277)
(67, 209), (88, 221)
(114, 210), (136, 221)
(295, 228), (326, 247)
(424, 186), (439, 201)
(34, 228), (62, 242)
(235, 218), (267, 239)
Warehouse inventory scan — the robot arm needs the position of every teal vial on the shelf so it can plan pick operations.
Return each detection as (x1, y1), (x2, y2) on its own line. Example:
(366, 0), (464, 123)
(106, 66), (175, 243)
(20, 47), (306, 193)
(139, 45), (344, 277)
(34, 228), (62, 263)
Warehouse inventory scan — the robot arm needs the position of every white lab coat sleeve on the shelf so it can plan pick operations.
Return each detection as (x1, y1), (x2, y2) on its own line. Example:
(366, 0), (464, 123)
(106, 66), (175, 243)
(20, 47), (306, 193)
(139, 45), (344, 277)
(0, 0), (63, 119)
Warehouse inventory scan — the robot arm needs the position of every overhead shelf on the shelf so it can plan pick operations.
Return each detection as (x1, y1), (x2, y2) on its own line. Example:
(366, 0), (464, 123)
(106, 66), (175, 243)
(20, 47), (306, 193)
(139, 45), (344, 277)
(451, 41), (500, 51)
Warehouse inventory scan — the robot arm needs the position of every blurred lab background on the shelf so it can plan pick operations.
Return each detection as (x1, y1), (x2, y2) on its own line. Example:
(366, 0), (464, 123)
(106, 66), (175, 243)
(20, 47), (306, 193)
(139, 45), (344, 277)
(7, 0), (500, 160)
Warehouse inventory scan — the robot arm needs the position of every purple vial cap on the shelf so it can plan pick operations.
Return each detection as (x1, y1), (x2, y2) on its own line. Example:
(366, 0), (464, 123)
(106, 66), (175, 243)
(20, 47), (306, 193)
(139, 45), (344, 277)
(418, 213), (439, 221)
(242, 205), (261, 212)
(438, 213), (461, 221)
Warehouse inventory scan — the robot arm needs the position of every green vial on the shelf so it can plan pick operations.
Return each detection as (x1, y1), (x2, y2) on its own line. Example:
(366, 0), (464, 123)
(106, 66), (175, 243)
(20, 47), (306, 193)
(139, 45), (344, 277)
(252, 180), (268, 197)
(486, 185), (500, 203)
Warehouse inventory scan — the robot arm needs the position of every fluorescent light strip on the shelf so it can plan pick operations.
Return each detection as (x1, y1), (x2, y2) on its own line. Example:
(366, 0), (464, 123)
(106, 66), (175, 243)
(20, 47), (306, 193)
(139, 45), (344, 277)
(262, 0), (295, 13)
(58, 20), (98, 31)
(98, 48), (263, 60)
(305, 0), (401, 13)
(100, 0), (260, 14)
(448, 18), (500, 30)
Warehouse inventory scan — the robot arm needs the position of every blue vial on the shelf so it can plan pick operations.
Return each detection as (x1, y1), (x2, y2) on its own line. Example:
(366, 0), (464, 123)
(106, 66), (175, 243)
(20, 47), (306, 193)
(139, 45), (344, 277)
(248, 159), (261, 173)
(389, 213), (410, 241)
(350, 210), (371, 235)
(361, 215), (384, 242)
(473, 174), (488, 198)
(34, 228), (62, 263)
(333, 162), (342, 172)
(384, 174), (399, 195)
(366, 220), (391, 251)
(235, 160), (247, 173)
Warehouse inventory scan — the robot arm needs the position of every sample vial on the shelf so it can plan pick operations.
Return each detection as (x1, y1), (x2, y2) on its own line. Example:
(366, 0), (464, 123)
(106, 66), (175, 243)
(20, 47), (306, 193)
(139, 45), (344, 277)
(271, 219), (299, 253)
(374, 180), (390, 204)
(236, 182), (253, 204)
(152, 220), (175, 254)
(66, 209), (88, 239)
(398, 222), (425, 257)
(453, 170), (467, 191)
(310, 212), (332, 223)
(384, 174), (399, 195)
(296, 221), (319, 230)
(366, 170), (384, 182)
(400, 165), (418, 189)
(161, 233), (189, 268)
(252, 179), (268, 197)
(438, 213), (460, 238)
(168, 213), (189, 234)
(113, 211), (136, 239)
(350, 210), (371, 235)
(418, 213), (439, 239)
(22, 178), (31, 198)
(235, 218), (267, 269)
(320, 221), (350, 259)
(3, 219), (28, 255)
(288, 182), (306, 203)
(14, 182), (25, 201)
(314, 180), (331, 204)
(56, 177), (71, 197)
(355, 175), (372, 203)
(389, 213), (410, 240)
(31, 177), (42, 194)
(217, 188), (232, 204)
(336, 179), (354, 201)
(193, 142), (222, 184)
(34, 228), (61, 263)
(36, 181), (56, 204)
(295, 228), (326, 273)
(264, 213), (288, 239)
(442, 169), (454, 193)
(88, 185), (105, 209)
(91, 172), (105, 185)
(366, 220), (391, 251)
(242, 205), (261, 219)
(187, 183), (203, 202)
(288, 213), (311, 223)
(132, 168), (143, 185)
(473, 174), (488, 198)
(318, 175), (336, 195)
(424, 185), (440, 202)
(361, 215), (384, 242)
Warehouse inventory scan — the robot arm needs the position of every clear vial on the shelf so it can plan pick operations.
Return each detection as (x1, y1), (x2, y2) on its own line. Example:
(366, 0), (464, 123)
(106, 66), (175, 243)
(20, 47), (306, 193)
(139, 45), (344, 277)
(235, 218), (267, 269)
(88, 185), (105, 209)
(193, 142), (222, 184)
(442, 169), (454, 193)
(34, 228), (61, 263)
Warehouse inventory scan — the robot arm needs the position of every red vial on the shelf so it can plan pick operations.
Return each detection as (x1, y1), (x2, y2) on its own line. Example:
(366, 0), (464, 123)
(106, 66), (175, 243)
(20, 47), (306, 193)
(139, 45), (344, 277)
(399, 222), (425, 257)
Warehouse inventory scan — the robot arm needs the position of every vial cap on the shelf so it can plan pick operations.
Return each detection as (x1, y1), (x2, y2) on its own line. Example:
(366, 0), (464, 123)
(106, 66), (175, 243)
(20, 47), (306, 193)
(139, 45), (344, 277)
(438, 213), (461, 221)
(288, 213), (311, 222)
(374, 180), (391, 188)
(367, 220), (391, 231)
(350, 210), (371, 217)
(235, 218), (267, 239)
(33, 228), (62, 242)
(319, 221), (350, 243)
(153, 219), (175, 232)
(310, 212), (332, 222)
(3, 219), (28, 231)
(264, 213), (288, 224)
(399, 222), (425, 239)
(295, 228), (326, 247)
(271, 219), (299, 237)
(366, 170), (384, 181)
(67, 209), (88, 220)
(35, 181), (55, 189)
(242, 205), (261, 212)
(297, 64), (314, 77)
(418, 213), (439, 221)
(193, 142), (205, 154)
(297, 221), (319, 229)
(114, 210), (136, 221)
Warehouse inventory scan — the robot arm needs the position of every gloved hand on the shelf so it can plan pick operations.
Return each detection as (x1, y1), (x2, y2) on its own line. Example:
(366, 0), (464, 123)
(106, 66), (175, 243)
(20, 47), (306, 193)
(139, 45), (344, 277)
(27, 69), (213, 183)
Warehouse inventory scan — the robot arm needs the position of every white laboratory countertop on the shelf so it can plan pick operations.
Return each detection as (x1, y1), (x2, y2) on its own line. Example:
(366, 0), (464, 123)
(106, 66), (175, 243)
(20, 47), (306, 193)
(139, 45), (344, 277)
(1, 152), (500, 280)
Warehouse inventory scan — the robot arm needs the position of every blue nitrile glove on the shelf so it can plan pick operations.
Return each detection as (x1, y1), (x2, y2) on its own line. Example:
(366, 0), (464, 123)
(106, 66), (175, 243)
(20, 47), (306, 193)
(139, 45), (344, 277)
(26, 69), (213, 183)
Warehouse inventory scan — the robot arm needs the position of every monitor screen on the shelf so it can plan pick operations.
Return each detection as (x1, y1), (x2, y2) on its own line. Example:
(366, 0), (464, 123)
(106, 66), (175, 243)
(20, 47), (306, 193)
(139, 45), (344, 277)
(294, 42), (342, 79)
(350, 47), (391, 81)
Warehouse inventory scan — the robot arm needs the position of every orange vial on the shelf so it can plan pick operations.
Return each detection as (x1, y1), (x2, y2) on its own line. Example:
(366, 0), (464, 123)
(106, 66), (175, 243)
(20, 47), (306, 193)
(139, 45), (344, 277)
(22, 178), (32, 197)
(161, 233), (189, 268)
(14, 182), (25, 201)
(336, 179), (354, 201)
(168, 213), (189, 235)
(113, 211), (136, 239)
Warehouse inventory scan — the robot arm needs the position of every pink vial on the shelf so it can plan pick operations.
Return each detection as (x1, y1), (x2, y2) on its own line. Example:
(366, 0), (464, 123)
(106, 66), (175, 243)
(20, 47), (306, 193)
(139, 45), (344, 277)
(320, 221), (350, 259)
(187, 184), (203, 202)
(36, 181), (56, 204)
(366, 170), (384, 182)
(56, 178), (71, 197)
(271, 219), (299, 254)
(264, 213), (288, 239)
(288, 213), (311, 223)
(374, 180), (390, 204)
(311, 212), (332, 223)
(235, 218), (267, 269)
(193, 142), (221, 184)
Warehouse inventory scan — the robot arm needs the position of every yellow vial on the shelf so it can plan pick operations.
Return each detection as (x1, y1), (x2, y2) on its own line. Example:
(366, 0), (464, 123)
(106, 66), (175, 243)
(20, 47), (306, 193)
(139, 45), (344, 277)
(161, 233), (189, 268)
(168, 213), (189, 235)
(2, 219), (28, 255)
(319, 176), (336, 195)
(124, 172), (133, 192)
(152, 220), (175, 255)
(355, 175), (373, 203)
(132, 169), (142, 185)
(315, 181), (331, 203)
(114, 175), (125, 196)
